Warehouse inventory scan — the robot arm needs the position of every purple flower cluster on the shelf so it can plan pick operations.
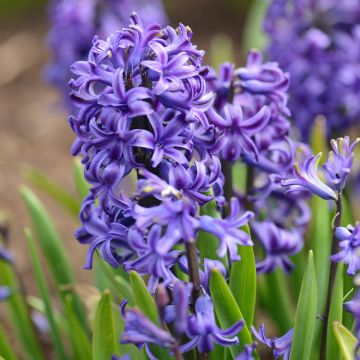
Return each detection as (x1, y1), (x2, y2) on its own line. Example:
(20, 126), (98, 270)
(46, 0), (167, 108)
(265, 0), (360, 140)
(205, 51), (309, 274)
(68, 13), (260, 355)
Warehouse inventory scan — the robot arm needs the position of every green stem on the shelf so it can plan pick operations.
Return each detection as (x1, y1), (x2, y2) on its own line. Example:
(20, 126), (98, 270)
(320, 193), (342, 359)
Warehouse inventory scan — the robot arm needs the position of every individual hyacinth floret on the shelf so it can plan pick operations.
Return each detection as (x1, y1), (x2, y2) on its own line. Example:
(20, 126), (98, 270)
(282, 136), (358, 200)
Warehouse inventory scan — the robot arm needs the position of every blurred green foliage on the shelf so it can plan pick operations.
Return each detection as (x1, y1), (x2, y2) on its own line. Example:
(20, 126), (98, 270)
(0, 0), (46, 20)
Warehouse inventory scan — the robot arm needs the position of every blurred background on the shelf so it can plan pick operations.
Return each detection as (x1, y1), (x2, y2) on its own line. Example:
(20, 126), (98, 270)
(0, 0), (262, 290)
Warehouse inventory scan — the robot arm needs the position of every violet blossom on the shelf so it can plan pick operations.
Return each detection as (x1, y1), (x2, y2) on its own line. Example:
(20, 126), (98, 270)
(323, 136), (360, 192)
(281, 153), (338, 200)
(331, 224), (360, 276)
(180, 294), (244, 354)
(46, 0), (167, 108)
(265, 0), (360, 140)
(252, 221), (303, 274)
(252, 324), (293, 360)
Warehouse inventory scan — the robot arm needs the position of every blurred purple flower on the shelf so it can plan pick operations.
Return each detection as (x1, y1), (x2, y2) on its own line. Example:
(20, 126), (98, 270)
(252, 221), (303, 274)
(207, 104), (270, 161)
(163, 281), (192, 337)
(0, 246), (13, 263)
(46, 0), (167, 108)
(265, 0), (360, 140)
(324, 136), (359, 192)
(121, 305), (175, 351)
(252, 324), (293, 360)
(0, 286), (12, 302)
(331, 224), (360, 275)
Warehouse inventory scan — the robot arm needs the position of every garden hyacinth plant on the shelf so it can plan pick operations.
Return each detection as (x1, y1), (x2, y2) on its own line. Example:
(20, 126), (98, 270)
(1, 1), (360, 360)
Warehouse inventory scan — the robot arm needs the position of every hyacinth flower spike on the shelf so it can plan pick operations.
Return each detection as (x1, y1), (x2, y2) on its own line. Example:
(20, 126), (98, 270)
(281, 152), (338, 200)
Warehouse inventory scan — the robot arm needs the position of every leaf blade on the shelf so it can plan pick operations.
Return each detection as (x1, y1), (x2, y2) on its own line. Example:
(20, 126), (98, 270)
(229, 225), (256, 327)
(210, 268), (257, 358)
(326, 263), (344, 360)
(129, 271), (159, 325)
(92, 290), (118, 360)
(290, 250), (317, 360)
(26, 228), (67, 360)
(333, 321), (357, 360)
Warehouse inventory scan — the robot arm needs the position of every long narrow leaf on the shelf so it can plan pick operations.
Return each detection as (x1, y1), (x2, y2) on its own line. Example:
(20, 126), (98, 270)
(129, 271), (159, 326)
(210, 268), (257, 358)
(92, 290), (118, 360)
(20, 186), (74, 286)
(20, 186), (87, 328)
(290, 250), (317, 360)
(0, 260), (44, 360)
(25, 166), (80, 216)
(309, 196), (332, 358)
(26, 228), (67, 360)
(326, 263), (344, 360)
(333, 321), (357, 360)
(0, 323), (17, 360)
(258, 269), (294, 334)
(229, 225), (256, 327)
(65, 295), (92, 360)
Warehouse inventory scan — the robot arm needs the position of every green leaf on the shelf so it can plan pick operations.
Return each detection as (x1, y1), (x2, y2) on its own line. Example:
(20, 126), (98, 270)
(92, 290), (117, 360)
(310, 196), (332, 313)
(242, 0), (268, 53)
(258, 269), (294, 334)
(25, 166), (80, 216)
(210, 268), (257, 358)
(114, 276), (135, 306)
(342, 194), (355, 329)
(20, 186), (74, 287)
(0, 259), (44, 360)
(129, 271), (159, 325)
(0, 323), (17, 360)
(310, 115), (328, 156)
(326, 263), (344, 360)
(309, 196), (332, 358)
(333, 321), (357, 360)
(26, 228), (67, 360)
(20, 186), (87, 329)
(229, 225), (256, 327)
(73, 157), (90, 199)
(64, 295), (92, 360)
(290, 250), (317, 360)
(209, 34), (234, 69)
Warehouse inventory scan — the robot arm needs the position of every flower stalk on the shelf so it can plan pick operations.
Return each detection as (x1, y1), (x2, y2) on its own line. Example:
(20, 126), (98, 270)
(321, 192), (343, 359)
